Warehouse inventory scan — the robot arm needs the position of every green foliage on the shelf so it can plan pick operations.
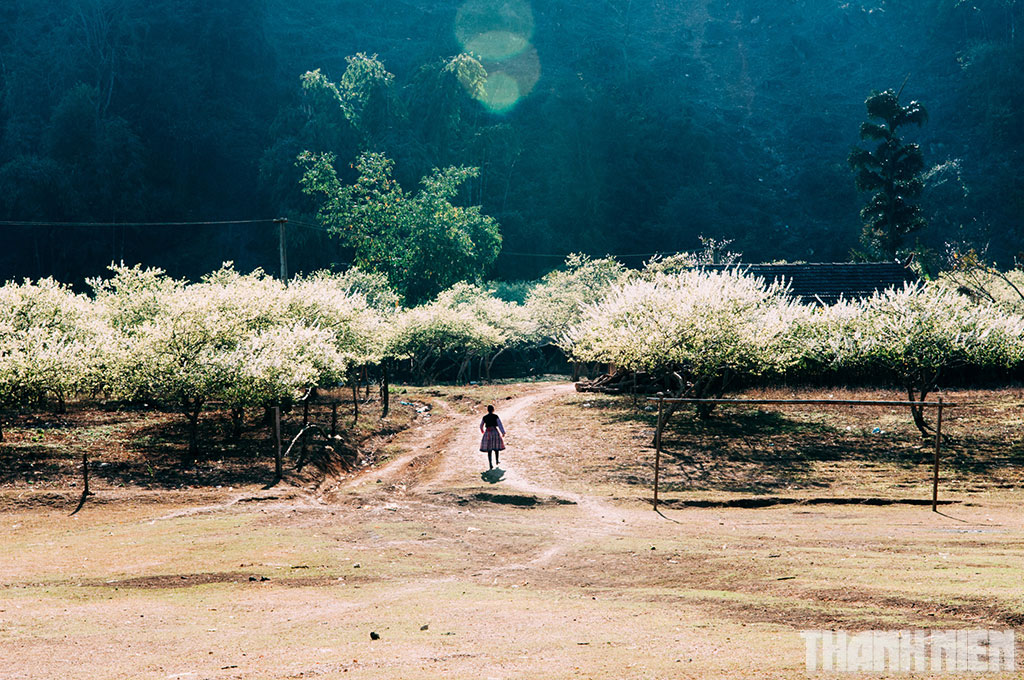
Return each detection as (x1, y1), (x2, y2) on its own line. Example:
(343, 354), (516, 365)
(302, 54), (396, 142)
(3, 4), (1024, 281)
(406, 55), (488, 154)
(300, 150), (502, 304)
(524, 254), (629, 344)
(849, 89), (929, 259)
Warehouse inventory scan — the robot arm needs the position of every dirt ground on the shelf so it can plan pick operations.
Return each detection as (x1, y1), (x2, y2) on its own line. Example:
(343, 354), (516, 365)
(1, 382), (1023, 679)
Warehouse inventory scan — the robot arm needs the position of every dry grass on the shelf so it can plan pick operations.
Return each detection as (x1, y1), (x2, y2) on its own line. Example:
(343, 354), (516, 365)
(543, 386), (1024, 501)
(1, 382), (1022, 679)
(0, 393), (423, 500)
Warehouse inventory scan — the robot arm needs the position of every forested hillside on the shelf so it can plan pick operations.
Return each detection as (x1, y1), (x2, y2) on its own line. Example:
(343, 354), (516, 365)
(1, 0), (1020, 282)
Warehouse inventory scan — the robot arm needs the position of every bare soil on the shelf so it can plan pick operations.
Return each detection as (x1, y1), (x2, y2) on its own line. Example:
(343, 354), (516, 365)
(1, 382), (1022, 679)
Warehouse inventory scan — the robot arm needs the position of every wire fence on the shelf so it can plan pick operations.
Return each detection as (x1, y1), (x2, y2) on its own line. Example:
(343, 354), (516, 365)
(647, 395), (953, 512)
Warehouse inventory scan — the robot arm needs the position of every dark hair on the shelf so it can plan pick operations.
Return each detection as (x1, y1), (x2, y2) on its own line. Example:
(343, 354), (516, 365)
(486, 405), (494, 413)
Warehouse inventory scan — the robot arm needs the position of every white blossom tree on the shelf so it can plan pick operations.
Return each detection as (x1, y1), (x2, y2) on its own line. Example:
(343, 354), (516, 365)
(562, 269), (809, 417)
(821, 284), (1024, 435)
(0, 277), (99, 416)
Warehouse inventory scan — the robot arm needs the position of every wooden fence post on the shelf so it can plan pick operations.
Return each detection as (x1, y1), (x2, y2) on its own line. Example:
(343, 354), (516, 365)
(272, 406), (283, 485)
(81, 452), (90, 498)
(351, 378), (359, 427)
(932, 397), (943, 512)
(654, 396), (664, 510)
(380, 363), (390, 419)
(299, 398), (310, 461)
(70, 453), (92, 515)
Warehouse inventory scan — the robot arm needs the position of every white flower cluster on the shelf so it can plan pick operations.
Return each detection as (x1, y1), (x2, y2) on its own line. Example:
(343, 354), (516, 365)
(561, 269), (807, 395)
(562, 270), (1024, 397)
(0, 264), (384, 413)
(3, 258), (1021, 418)
(390, 282), (537, 382)
(799, 283), (1024, 383)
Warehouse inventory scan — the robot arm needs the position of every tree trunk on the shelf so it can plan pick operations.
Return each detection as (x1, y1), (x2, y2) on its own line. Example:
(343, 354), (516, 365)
(351, 373), (359, 427)
(696, 401), (716, 419)
(380, 363), (390, 418)
(693, 376), (716, 420)
(230, 407), (244, 441)
(648, 373), (691, 445)
(183, 398), (203, 468)
(455, 356), (470, 384)
(486, 348), (506, 382)
(695, 370), (733, 420)
(299, 397), (311, 461)
(55, 391), (67, 415)
(416, 356), (438, 384)
(907, 385), (932, 437)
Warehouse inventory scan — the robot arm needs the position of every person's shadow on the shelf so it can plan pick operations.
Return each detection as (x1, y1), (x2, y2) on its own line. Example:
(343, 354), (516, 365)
(481, 467), (505, 484)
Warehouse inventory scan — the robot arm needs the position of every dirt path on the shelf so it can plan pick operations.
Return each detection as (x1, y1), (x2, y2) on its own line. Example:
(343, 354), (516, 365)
(420, 383), (577, 492)
(342, 383), (624, 509)
(337, 382), (637, 575)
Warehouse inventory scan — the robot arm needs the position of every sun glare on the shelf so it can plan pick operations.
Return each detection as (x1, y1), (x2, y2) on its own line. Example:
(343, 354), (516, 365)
(455, 0), (538, 113)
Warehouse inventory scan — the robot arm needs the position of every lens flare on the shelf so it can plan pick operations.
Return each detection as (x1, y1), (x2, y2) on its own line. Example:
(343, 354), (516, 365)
(495, 46), (541, 94)
(455, 0), (534, 61)
(475, 46), (541, 113)
(464, 30), (530, 61)
(456, 0), (539, 113)
(478, 72), (521, 113)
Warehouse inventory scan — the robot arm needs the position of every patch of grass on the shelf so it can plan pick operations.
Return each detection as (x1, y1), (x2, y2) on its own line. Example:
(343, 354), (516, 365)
(551, 387), (1024, 497)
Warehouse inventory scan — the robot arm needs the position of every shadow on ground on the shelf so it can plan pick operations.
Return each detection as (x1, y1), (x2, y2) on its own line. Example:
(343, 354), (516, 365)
(578, 393), (1024, 494)
(0, 400), (416, 490)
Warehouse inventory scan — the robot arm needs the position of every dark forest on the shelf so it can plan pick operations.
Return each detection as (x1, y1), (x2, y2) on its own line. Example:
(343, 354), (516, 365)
(1, 0), (1021, 283)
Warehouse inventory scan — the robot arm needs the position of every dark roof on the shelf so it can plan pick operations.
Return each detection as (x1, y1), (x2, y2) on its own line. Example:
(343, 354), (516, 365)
(700, 262), (919, 305)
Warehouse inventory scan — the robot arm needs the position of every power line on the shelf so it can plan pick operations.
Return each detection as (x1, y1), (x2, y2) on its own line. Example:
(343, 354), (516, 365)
(0, 216), (332, 234)
(288, 219), (331, 233)
(0, 217), (662, 259)
(502, 251), (663, 258)
(0, 218), (280, 227)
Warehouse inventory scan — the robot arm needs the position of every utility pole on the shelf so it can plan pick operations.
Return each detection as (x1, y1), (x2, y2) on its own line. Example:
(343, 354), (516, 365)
(274, 217), (288, 281)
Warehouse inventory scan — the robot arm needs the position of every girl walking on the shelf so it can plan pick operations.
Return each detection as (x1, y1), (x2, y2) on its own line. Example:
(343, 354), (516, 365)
(479, 405), (506, 470)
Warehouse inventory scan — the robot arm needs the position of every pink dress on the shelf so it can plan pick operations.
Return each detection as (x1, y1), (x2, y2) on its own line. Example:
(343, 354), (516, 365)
(479, 414), (505, 451)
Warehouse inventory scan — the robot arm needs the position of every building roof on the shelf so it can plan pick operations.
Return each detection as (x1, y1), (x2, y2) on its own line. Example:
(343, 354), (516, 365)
(700, 262), (919, 305)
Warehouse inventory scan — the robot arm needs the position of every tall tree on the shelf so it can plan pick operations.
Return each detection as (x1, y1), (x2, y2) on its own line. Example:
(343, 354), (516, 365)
(299, 150), (501, 304)
(848, 88), (929, 259)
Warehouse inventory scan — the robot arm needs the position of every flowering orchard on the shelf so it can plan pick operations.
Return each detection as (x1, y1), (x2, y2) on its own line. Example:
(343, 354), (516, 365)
(560, 266), (1024, 425)
(2, 257), (1023, 461)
